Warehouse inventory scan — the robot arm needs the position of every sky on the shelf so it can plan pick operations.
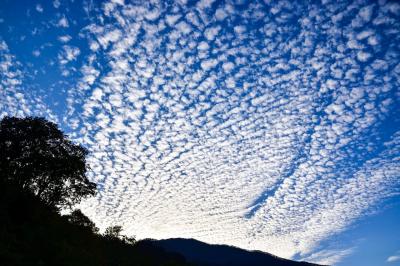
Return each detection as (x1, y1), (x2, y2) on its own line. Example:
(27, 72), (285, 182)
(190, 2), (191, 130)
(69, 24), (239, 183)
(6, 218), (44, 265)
(0, 0), (399, 265)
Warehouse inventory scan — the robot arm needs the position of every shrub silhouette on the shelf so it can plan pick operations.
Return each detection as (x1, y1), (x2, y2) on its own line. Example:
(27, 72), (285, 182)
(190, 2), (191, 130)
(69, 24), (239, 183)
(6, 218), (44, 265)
(0, 116), (96, 209)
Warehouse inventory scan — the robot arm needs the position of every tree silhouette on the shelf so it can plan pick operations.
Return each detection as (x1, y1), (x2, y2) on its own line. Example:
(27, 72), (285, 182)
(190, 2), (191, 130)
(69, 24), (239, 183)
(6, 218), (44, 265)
(65, 209), (99, 233)
(0, 116), (96, 209)
(104, 225), (123, 239)
(104, 225), (136, 245)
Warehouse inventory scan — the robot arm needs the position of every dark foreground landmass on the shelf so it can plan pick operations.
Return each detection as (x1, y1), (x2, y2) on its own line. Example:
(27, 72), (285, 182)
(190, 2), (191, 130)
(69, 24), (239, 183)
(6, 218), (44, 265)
(0, 185), (189, 266)
(0, 185), (324, 266)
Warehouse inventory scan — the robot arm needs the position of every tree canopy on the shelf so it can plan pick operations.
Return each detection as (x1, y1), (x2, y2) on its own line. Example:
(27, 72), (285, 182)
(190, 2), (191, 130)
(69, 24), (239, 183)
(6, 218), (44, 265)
(0, 116), (96, 209)
(104, 225), (123, 239)
(65, 209), (99, 233)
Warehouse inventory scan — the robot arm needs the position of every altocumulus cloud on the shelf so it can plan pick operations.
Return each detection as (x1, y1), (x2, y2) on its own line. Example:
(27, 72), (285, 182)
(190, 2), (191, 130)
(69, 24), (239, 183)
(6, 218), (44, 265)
(1, 0), (400, 264)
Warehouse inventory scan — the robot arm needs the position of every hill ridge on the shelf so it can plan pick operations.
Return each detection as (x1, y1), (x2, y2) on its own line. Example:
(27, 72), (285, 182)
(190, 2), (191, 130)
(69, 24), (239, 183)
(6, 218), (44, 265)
(144, 237), (325, 266)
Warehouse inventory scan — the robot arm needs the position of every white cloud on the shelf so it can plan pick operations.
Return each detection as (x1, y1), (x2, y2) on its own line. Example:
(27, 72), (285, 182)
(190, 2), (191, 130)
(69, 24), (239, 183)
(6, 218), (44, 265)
(215, 8), (228, 21)
(53, 0), (61, 9)
(58, 35), (72, 43)
(358, 5), (374, 23)
(387, 255), (400, 263)
(357, 51), (371, 62)
(200, 58), (218, 71)
(222, 62), (235, 72)
(57, 17), (69, 28)
(204, 26), (221, 41)
(36, 4), (43, 13)
(32, 50), (40, 57)
(175, 21), (192, 35)
(58, 45), (80, 64)
(97, 29), (122, 49)
(387, 250), (400, 263)
(166, 14), (181, 26)
(303, 248), (354, 265)
(197, 41), (209, 50)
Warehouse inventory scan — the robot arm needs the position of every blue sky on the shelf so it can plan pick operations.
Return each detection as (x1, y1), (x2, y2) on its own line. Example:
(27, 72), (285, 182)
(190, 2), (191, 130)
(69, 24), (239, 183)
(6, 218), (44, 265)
(1, 0), (399, 265)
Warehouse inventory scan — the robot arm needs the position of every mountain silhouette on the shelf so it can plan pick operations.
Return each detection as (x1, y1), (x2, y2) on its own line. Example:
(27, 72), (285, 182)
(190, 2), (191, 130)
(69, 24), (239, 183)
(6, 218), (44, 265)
(144, 238), (325, 266)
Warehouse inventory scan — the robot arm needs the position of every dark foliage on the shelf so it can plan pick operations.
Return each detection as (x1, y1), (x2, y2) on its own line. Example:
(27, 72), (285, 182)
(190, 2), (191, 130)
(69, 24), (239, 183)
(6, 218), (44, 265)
(0, 116), (96, 209)
(103, 225), (137, 245)
(104, 225), (123, 239)
(64, 209), (99, 234)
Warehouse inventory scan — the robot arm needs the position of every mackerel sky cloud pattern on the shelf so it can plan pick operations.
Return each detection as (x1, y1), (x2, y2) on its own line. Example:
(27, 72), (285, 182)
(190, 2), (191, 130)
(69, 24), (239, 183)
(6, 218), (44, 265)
(1, 0), (399, 264)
